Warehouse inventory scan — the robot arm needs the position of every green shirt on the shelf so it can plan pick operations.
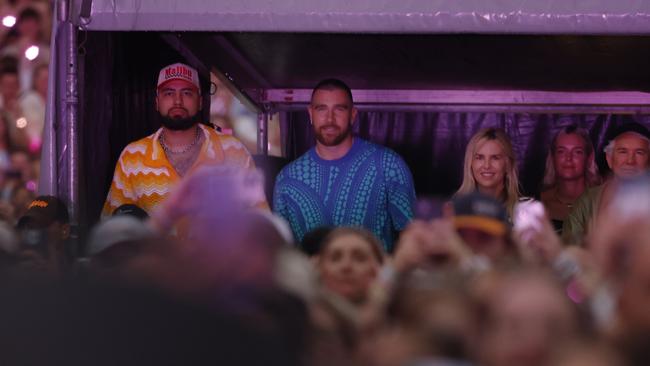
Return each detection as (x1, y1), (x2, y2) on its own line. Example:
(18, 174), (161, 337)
(562, 184), (605, 246)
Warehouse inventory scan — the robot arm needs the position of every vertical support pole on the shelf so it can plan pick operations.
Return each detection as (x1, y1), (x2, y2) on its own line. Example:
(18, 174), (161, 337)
(257, 108), (269, 155)
(38, 2), (62, 195)
(55, 0), (80, 252)
(65, 19), (79, 229)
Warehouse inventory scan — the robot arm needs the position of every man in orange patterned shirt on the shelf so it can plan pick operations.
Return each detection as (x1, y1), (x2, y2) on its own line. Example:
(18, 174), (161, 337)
(102, 62), (265, 217)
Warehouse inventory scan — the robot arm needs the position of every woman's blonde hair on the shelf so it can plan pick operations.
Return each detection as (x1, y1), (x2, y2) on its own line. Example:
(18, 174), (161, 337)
(542, 125), (601, 190)
(456, 128), (521, 216)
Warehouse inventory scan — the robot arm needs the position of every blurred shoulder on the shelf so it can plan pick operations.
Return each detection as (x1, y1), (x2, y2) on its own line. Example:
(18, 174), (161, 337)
(203, 126), (251, 155)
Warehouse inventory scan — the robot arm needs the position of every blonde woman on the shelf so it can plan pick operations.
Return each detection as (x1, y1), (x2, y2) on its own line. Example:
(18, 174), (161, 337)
(456, 128), (522, 217)
(540, 125), (601, 233)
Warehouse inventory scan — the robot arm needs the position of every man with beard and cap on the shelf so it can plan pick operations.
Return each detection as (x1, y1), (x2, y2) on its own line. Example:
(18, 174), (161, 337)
(102, 62), (265, 217)
(273, 78), (415, 252)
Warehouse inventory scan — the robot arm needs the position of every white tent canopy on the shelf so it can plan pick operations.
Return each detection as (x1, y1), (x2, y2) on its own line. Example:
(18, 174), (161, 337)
(83, 0), (650, 34)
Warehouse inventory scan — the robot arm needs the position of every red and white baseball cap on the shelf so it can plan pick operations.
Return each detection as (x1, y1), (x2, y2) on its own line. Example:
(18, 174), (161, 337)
(157, 62), (200, 92)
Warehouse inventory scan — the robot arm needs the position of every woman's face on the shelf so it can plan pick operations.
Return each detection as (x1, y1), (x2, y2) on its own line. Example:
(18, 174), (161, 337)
(471, 139), (507, 194)
(480, 276), (576, 366)
(553, 133), (587, 182)
(318, 233), (381, 303)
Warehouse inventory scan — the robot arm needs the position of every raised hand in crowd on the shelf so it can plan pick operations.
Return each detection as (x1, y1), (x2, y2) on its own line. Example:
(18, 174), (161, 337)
(512, 200), (563, 266)
(392, 218), (472, 273)
(588, 176), (650, 279)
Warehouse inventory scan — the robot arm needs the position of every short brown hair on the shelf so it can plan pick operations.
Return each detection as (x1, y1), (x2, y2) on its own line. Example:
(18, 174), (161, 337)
(319, 226), (384, 264)
(311, 78), (353, 105)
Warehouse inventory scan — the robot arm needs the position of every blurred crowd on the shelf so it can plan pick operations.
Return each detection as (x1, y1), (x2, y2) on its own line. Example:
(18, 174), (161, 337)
(0, 163), (649, 366)
(0, 0), (52, 226)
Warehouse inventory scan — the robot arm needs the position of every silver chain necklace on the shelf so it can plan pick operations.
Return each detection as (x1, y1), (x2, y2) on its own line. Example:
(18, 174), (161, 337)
(159, 127), (201, 154)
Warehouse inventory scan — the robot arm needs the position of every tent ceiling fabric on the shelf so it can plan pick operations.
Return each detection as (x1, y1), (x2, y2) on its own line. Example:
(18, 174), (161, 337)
(177, 32), (650, 93)
(84, 0), (650, 34)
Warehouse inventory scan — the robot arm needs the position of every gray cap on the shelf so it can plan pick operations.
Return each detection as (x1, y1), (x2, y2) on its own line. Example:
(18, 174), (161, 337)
(87, 216), (153, 256)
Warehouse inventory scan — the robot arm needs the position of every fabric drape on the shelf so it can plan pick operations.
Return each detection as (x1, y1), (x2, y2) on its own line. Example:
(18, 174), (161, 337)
(282, 111), (650, 198)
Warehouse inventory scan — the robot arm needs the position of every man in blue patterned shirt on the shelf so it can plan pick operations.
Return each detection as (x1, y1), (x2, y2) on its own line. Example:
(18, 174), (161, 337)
(273, 79), (415, 252)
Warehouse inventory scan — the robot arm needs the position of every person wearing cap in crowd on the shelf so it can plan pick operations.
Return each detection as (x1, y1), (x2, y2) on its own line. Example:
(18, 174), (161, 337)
(86, 215), (155, 274)
(392, 192), (512, 274)
(15, 195), (70, 273)
(102, 62), (266, 218)
(273, 78), (415, 253)
(563, 122), (650, 245)
(112, 203), (149, 221)
(451, 192), (514, 263)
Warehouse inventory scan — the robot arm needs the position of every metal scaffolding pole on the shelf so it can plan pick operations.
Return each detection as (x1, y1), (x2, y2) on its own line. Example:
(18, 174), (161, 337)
(53, 0), (80, 230)
(257, 109), (269, 155)
(65, 29), (79, 226)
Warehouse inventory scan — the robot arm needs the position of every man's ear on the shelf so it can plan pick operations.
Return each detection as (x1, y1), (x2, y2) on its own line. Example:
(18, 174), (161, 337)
(154, 93), (159, 111)
(307, 105), (314, 125)
(350, 107), (358, 125)
(605, 151), (613, 169)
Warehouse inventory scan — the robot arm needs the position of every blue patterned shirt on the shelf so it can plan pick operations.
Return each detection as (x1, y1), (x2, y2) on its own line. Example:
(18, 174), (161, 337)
(273, 138), (415, 252)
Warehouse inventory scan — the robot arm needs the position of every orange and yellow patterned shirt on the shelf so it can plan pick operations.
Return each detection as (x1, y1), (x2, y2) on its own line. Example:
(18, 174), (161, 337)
(102, 124), (266, 217)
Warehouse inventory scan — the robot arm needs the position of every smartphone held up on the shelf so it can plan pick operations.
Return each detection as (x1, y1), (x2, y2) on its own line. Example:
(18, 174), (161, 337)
(513, 200), (546, 243)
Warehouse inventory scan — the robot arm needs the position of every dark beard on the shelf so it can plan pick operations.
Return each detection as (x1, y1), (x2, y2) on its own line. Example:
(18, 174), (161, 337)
(314, 122), (353, 147)
(159, 111), (200, 131)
